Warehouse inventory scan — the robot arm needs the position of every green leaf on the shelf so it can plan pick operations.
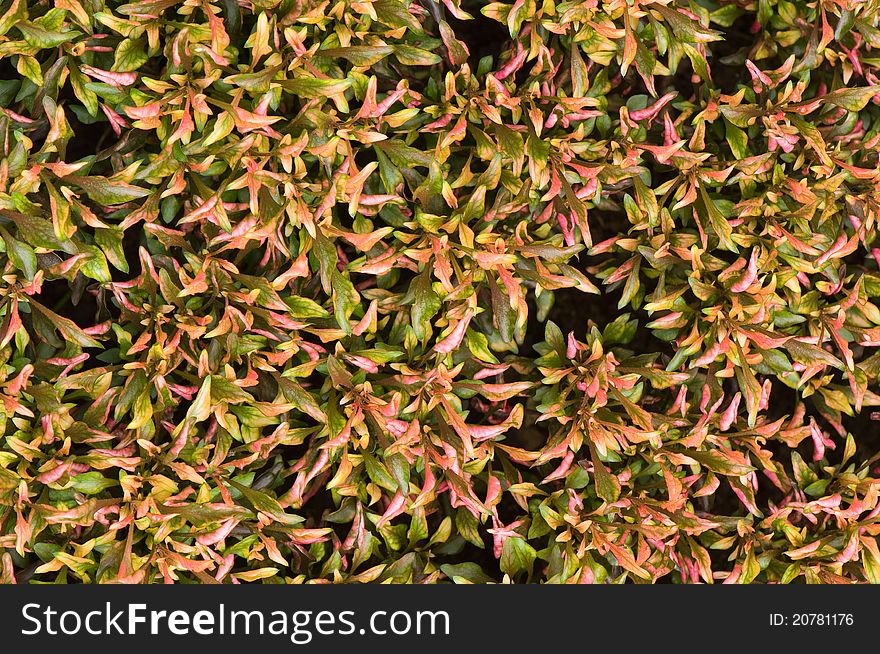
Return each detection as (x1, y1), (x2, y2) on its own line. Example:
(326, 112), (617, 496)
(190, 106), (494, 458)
(682, 448), (755, 477)
(784, 340), (845, 370)
(834, 9), (855, 40)
(227, 479), (304, 526)
(375, 139), (434, 169)
(697, 182), (736, 252)
(77, 244), (113, 283)
(188, 376), (212, 422)
(363, 451), (399, 492)
(285, 296), (329, 319)
(589, 443), (621, 503)
(16, 55), (43, 86)
(331, 269), (360, 334)
(410, 270), (440, 340)
(823, 86), (880, 111)
(318, 46), (394, 66)
(95, 227), (129, 273)
(64, 175), (151, 205)
(69, 65), (99, 117)
(2, 232), (36, 280)
(500, 537), (536, 578)
(17, 21), (77, 48)
(112, 38), (150, 72)
(373, 0), (423, 31)
(0, 0), (26, 37)
(441, 562), (495, 584)
(724, 119), (748, 159)
(652, 4), (721, 42)
(279, 77), (353, 98)
(30, 300), (102, 348)
(210, 375), (254, 404)
(393, 45), (441, 66)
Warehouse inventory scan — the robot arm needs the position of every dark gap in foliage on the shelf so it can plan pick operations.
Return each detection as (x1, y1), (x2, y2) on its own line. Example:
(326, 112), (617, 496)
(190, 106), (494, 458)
(505, 420), (548, 452)
(120, 223), (145, 278)
(584, 208), (632, 247)
(467, 394), (517, 428)
(619, 70), (655, 104)
(701, 476), (746, 519)
(761, 376), (799, 425)
(230, 241), (270, 275)
(435, 530), (504, 581)
(441, 1), (511, 73)
(251, 370), (279, 404)
(280, 440), (313, 472)
(647, 166), (681, 193)
(0, 57), (16, 81)
(73, 344), (110, 376)
(711, 13), (759, 94)
(34, 277), (98, 327)
(493, 487), (524, 527)
(352, 147), (377, 172)
(297, 477), (339, 527)
(670, 58), (698, 104)
(95, 289), (122, 322)
(104, 229), (145, 285)
(520, 293), (547, 355)
(551, 285), (617, 338)
(840, 250), (869, 274)
(56, 79), (118, 163)
(843, 408), (880, 462)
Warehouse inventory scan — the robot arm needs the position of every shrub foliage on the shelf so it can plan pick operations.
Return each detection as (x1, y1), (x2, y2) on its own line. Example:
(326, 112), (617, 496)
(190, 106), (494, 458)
(1, 0), (880, 584)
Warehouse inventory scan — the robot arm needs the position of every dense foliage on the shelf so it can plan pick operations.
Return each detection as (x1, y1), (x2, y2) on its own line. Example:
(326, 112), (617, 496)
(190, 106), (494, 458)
(1, 0), (880, 584)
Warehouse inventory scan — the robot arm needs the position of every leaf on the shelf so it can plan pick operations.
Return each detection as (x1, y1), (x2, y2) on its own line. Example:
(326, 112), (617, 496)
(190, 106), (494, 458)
(113, 38), (150, 72)
(724, 119), (748, 159)
(784, 340), (845, 370)
(77, 244), (113, 283)
(70, 472), (118, 495)
(681, 448), (755, 477)
(589, 443), (620, 503)
(318, 46), (394, 66)
(233, 568), (279, 581)
(393, 45), (441, 66)
(375, 139), (434, 169)
(285, 296), (329, 319)
(158, 503), (252, 527)
(227, 479), (304, 526)
(500, 536), (536, 578)
(279, 77), (353, 98)
(188, 376), (212, 422)
(410, 269), (441, 340)
(2, 232), (36, 280)
(697, 182), (736, 252)
(373, 0), (423, 32)
(331, 269), (360, 333)
(95, 227), (129, 273)
(363, 451), (399, 492)
(787, 115), (832, 167)
(652, 4), (721, 43)
(16, 55), (43, 86)
(30, 301), (102, 348)
(0, 0), (26, 37)
(17, 22), (78, 48)
(64, 175), (151, 205)
(441, 562), (495, 584)
(733, 340), (762, 428)
(823, 86), (880, 111)
(69, 65), (99, 116)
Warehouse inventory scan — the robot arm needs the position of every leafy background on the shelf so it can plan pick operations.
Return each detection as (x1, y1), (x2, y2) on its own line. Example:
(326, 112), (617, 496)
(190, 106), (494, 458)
(1, 0), (880, 583)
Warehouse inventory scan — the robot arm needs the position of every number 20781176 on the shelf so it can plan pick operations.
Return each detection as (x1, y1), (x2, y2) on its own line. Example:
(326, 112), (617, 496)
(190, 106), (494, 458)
(769, 613), (854, 627)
